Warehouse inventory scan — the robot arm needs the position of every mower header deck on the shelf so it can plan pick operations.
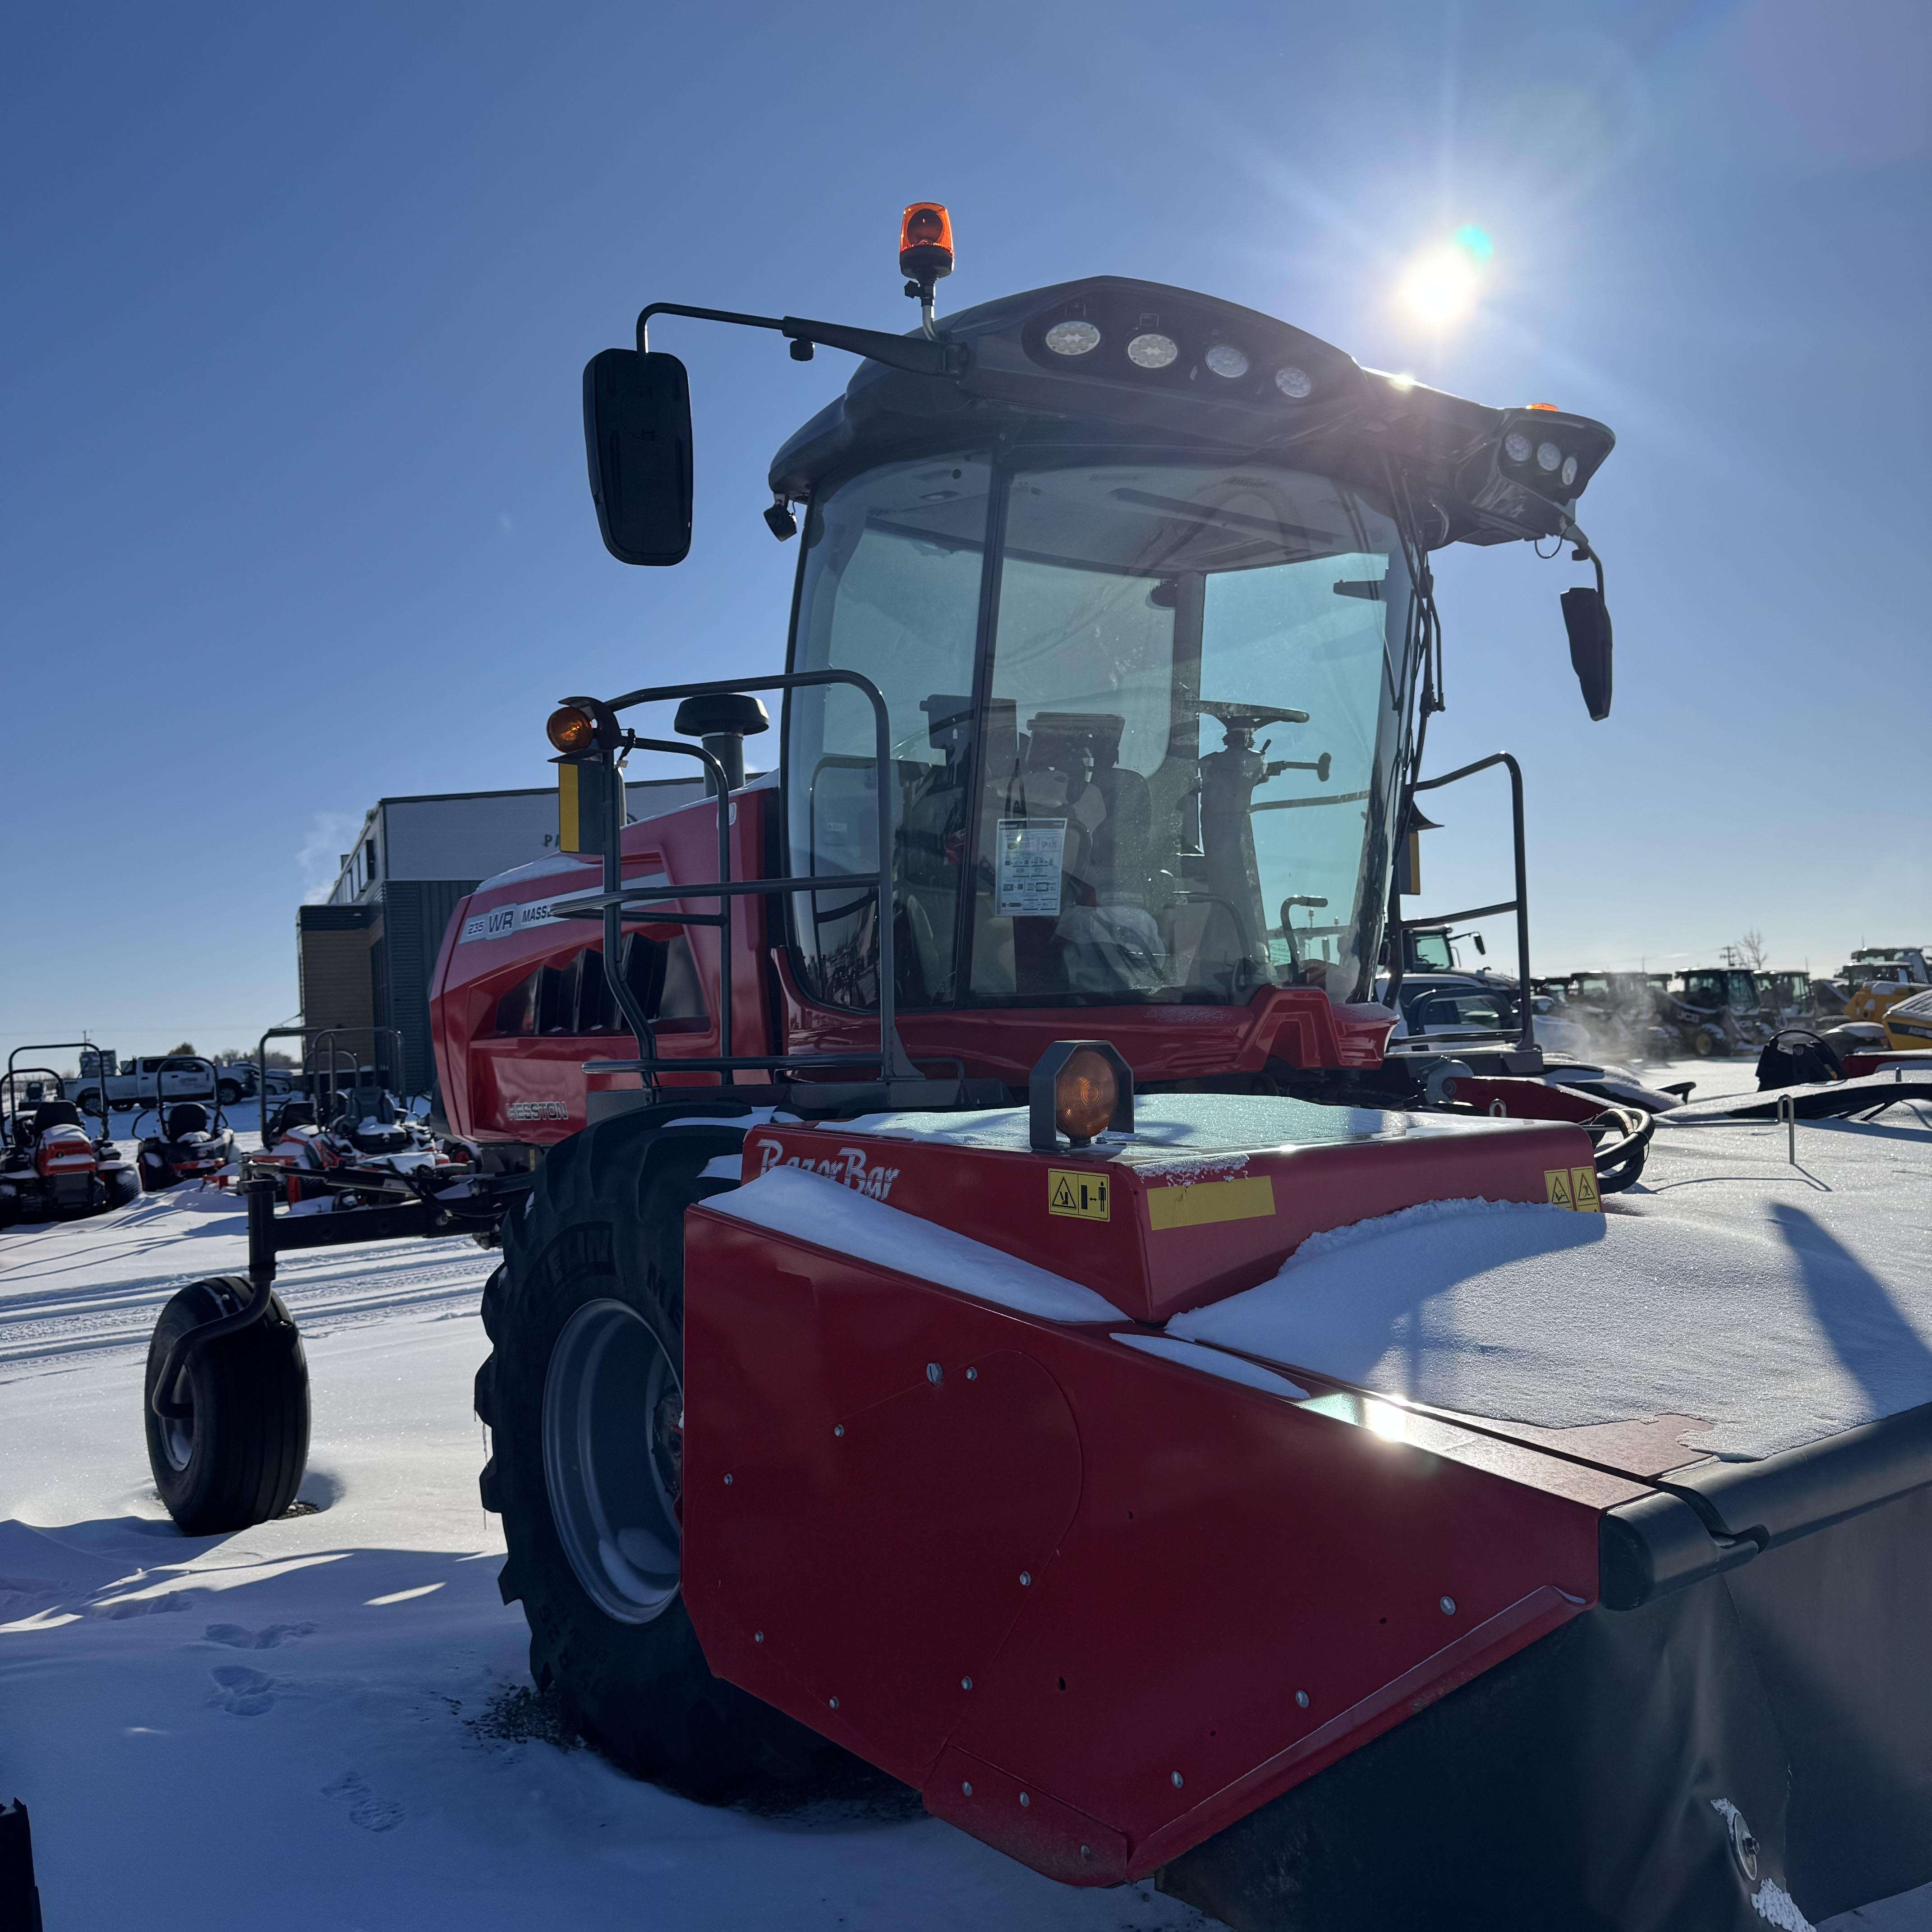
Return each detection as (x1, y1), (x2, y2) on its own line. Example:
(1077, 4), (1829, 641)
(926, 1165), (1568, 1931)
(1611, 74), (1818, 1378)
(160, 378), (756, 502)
(739, 1093), (1596, 1324)
(679, 1100), (1932, 1914)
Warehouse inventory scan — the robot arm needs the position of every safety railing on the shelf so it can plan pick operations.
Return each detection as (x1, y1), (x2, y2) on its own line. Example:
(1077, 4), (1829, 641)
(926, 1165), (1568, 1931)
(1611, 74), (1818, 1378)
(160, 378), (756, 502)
(553, 669), (925, 1094)
(1385, 751), (1534, 1053)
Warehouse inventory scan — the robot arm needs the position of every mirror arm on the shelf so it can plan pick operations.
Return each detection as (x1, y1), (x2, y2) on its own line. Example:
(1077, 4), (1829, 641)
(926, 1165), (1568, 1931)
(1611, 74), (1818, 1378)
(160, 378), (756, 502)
(1560, 515), (1608, 600)
(635, 301), (966, 379)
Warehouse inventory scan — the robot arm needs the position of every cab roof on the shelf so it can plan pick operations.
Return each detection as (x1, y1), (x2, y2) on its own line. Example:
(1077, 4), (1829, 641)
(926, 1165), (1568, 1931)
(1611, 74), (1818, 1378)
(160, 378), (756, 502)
(770, 276), (1613, 550)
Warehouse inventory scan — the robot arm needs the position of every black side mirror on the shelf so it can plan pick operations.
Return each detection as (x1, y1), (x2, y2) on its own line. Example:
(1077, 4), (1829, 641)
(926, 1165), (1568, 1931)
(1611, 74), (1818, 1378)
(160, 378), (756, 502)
(1560, 586), (1613, 721)
(582, 348), (692, 566)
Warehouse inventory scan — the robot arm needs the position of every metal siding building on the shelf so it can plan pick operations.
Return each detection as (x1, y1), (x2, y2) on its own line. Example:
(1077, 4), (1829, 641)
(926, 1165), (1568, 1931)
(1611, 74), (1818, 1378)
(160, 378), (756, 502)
(297, 779), (706, 1098)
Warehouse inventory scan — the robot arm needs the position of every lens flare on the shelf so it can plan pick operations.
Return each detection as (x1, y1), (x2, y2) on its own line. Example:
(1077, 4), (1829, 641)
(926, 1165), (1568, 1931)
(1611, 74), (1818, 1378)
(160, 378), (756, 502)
(1396, 226), (1493, 330)
(1397, 247), (1479, 327)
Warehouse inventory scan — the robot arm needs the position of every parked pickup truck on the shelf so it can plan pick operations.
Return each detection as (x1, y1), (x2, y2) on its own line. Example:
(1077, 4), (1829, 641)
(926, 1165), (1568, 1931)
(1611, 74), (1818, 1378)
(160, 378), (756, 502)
(74, 1054), (252, 1113)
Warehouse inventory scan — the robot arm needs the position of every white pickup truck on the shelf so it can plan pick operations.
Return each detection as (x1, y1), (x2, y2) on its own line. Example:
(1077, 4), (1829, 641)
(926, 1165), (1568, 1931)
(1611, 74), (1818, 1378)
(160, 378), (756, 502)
(73, 1054), (253, 1113)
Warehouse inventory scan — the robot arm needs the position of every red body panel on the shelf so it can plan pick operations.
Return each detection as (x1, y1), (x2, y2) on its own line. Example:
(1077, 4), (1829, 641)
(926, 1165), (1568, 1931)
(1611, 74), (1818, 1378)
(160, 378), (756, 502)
(797, 976), (1398, 1084)
(432, 794), (778, 1141)
(742, 1116), (1596, 1323)
(681, 1208), (1603, 1882)
(1437, 1074), (1614, 1122)
(432, 786), (1401, 1142)
(36, 1127), (98, 1176)
(1843, 1049), (1932, 1078)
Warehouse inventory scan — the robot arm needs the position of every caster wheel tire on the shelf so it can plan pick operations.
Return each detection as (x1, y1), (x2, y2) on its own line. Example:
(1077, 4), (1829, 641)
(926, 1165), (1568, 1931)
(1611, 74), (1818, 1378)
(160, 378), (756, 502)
(144, 1277), (309, 1534)
(478, 1109), (832, 1799)
(106, 1168), (140, 1210)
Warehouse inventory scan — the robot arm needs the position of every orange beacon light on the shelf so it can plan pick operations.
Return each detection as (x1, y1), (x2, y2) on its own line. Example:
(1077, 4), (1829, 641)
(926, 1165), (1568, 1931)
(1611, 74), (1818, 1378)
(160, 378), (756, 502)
(899, 203), (954, 288)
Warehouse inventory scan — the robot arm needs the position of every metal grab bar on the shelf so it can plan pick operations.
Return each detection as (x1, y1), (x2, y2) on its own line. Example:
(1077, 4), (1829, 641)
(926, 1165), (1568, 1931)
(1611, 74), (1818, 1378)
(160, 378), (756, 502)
(1389, 752), (1533, 1052)
(585, 668), (919, 1088)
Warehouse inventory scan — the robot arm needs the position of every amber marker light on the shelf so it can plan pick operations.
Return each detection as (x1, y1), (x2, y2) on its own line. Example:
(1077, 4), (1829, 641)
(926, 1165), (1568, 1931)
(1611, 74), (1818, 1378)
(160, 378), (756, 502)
(899, 202), (954, 282)
(547, 705), (596, 753)
(1028, 1040), (1135, 1151)
(1055, 1049), (1117, 1145)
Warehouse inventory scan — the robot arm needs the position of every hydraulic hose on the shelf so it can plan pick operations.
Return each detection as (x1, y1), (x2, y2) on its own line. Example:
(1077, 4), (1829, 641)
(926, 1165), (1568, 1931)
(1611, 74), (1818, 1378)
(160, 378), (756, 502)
(1583, 1099), (1653, 1194)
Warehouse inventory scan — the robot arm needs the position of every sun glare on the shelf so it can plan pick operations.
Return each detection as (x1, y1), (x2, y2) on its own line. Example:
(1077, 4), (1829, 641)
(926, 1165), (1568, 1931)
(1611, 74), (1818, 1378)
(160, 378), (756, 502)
(1396, 226), (1493, 330)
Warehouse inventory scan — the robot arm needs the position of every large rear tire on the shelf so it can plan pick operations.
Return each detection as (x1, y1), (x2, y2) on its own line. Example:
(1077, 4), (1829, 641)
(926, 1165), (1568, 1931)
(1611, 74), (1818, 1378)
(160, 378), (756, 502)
(143, 1278), (309, 1533)
(476, 1108), (828, 1797)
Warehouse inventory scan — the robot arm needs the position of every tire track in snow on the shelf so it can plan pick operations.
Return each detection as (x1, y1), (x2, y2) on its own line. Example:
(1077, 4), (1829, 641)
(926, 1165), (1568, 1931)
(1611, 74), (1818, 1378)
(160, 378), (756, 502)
(0, 1237), (496, 1373)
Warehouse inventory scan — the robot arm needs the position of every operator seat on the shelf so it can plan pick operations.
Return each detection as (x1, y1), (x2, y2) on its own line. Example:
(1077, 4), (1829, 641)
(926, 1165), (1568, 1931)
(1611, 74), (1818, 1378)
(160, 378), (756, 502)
(266, 1099), (318, 1141)
(1021, 713), (1156, 900)
(164, 1103), (210, 1141)
(32, 1100), (83, 1132)
(1087, 744), (1154, 906)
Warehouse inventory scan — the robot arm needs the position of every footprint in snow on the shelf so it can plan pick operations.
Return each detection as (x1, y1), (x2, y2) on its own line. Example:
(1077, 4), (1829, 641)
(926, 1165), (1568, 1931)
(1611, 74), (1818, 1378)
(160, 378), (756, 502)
(209, 1665), (276, 1716)
(322, 1771), (405, 1833)
(207, 1620), (316, 1649)
(99, 1592), (186, 1620)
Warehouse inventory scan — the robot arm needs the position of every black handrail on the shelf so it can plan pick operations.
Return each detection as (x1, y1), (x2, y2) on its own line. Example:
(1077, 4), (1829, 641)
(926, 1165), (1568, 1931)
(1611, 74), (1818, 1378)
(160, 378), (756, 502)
(1392, 752), (1533, 1051)
(575, 668), (920, 1089)
(596, 737), (731, 1085)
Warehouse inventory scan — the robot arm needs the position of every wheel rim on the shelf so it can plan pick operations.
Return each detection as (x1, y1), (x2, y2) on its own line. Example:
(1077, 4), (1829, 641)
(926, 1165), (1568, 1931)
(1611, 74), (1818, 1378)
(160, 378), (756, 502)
(161, 1380), (195, 1472)
(542, 1298), (683, 1624)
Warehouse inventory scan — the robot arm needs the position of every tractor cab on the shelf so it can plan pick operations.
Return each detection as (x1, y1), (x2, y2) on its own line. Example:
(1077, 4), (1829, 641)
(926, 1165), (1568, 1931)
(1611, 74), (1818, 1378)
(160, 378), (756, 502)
(780, 441), (1403, 1013)
(763, 276), (1610, 1039)
(440, 218), (1616, 1140)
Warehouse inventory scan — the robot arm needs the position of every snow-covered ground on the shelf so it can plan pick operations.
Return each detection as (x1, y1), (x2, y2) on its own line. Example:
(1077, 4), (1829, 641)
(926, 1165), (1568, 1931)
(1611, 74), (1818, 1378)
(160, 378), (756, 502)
(0, 1186), (1209, 1931)
(2, 1063), (1926, 1930)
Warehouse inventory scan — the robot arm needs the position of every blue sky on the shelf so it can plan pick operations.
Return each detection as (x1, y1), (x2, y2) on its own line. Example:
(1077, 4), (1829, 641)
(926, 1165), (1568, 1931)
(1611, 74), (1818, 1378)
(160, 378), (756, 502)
(4, 0), (1927, 1055)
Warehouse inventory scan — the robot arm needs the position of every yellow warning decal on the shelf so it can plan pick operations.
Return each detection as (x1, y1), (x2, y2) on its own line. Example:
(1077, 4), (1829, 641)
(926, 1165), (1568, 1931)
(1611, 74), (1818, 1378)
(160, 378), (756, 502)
(1145, 1176), (1277, 1232)
(1544, 1166), (1604, 1212)
(1048, 1169), (1111, 1221)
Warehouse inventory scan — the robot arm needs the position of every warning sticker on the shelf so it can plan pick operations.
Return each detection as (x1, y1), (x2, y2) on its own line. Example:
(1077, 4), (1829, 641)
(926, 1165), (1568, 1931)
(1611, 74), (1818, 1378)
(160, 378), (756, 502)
(1545, 1166), (1603, 1213)
(995, 819), (1067, 917)
(1048, 1169), (1110, 1221)
(1145, 1176), (1277, 1232)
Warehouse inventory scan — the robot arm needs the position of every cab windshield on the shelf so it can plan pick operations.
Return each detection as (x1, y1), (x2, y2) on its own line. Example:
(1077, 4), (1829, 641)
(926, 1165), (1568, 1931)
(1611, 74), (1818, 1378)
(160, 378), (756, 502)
(785, 455), (1416, 1011)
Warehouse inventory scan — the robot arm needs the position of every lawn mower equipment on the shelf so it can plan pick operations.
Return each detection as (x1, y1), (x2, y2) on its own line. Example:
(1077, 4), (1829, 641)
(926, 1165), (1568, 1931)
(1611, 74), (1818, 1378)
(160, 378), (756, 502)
(144, 210), (1932, 1929)
(133, 1056), (238, 1191)
(250, 1025), (474, 1204)
(0, 1045), (138, 1228)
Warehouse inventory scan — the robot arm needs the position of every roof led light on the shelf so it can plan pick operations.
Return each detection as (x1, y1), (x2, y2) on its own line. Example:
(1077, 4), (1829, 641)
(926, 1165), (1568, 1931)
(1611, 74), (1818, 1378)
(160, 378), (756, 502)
(1205, 342), (1249, 378)
(1274, 365), (1313, 399)
(1045, 319), (1101, 356)
(1127, 332), (1179, 369)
